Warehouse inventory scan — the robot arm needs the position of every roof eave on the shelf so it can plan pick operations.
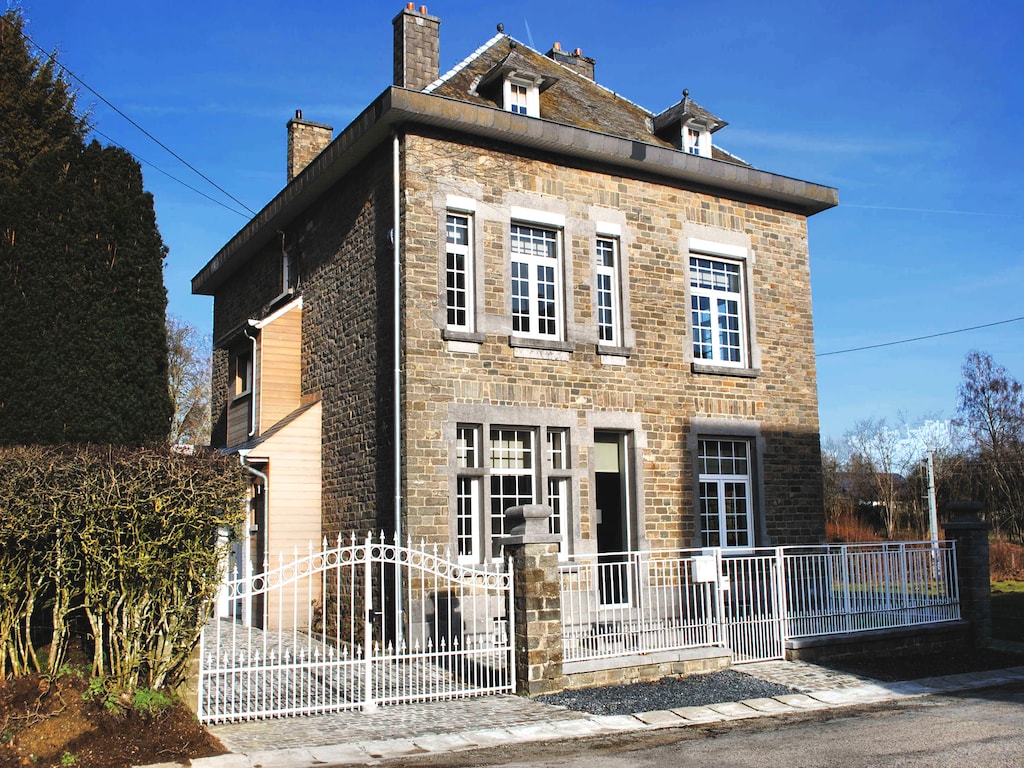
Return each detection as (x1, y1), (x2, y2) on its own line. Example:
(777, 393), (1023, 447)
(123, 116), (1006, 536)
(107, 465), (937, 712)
(192, 87), (838, 295)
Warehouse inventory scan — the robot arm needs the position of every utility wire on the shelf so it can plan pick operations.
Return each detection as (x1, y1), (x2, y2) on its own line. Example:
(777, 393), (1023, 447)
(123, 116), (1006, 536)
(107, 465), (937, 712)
(5, 16), (258, 217)
(817, 316), (1024, 358)
(88, 125), (250, 219)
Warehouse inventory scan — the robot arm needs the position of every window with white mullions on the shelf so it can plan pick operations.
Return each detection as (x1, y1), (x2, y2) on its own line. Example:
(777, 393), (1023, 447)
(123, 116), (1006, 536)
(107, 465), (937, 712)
(455, 424), (482, 559)
(595, 237), (620, 345)
(509, 81), (529, 115)
(690, 256), (744, 366)
(445, 213), (472, 330)
(511, 224), (561, 339)
(489, 427), (534, 558)
(697, 438), (752, 548)
(546, 428), (571, 555)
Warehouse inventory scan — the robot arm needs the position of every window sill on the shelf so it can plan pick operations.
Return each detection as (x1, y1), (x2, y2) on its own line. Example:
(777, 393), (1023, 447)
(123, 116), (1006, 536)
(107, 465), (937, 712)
(509, 336), (574, 353)
(596, 344), (633, 358)
(231, 390), (252, 403)
(442, 329), (486, 344)
(691, 362), (760, 379)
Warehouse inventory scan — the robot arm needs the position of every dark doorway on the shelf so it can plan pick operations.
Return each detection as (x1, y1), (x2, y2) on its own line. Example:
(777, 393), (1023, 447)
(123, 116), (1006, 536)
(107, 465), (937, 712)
(595, 432), (631, 604)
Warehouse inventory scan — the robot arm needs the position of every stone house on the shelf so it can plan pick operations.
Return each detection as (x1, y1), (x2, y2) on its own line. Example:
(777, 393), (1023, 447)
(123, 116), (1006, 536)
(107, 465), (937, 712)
(192, 5), (838, 615)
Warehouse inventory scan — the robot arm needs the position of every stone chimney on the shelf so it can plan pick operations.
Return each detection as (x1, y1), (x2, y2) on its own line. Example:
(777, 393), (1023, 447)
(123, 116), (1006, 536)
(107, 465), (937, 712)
(545, 42), (596, 81)
(393, 3), (441, 90)
(287, 110), (333, 183)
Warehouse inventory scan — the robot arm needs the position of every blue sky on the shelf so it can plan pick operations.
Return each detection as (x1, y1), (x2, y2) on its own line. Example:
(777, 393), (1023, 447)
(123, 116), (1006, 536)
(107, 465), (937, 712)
(15, 0), (1024, 441)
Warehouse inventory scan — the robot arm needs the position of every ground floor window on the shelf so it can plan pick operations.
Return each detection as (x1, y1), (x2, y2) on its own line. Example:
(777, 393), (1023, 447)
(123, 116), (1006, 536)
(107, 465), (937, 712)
(697, 438), (753, 548)
(454, 423), (571, 562)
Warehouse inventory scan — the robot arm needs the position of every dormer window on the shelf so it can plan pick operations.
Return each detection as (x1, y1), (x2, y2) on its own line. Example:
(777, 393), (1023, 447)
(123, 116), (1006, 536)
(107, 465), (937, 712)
(652, 92), (726, 158)
(478, 50), (557, 120)
(503, 77), (539, 117)
(685, 124), (709, 156)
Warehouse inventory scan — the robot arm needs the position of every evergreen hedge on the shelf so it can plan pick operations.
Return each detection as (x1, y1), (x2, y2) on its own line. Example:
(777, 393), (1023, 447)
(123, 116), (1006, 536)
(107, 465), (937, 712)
(0, 445), (246, 690)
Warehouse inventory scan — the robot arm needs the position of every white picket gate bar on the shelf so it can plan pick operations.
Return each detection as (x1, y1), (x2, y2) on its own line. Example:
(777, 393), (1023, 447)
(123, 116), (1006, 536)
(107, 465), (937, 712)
(560, 542), (960, 666)
(197, 533), (514, 724)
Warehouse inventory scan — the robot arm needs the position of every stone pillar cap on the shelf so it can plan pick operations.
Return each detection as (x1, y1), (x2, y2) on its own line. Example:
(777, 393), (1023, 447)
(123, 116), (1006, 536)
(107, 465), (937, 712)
(498, 504), (561, 546)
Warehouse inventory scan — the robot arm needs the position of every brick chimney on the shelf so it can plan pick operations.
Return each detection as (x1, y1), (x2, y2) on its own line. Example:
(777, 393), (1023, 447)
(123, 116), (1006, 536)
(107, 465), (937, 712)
(287, 110), (333, 182)
(393, 4), (441, 90)
(545, 42), (596, 81)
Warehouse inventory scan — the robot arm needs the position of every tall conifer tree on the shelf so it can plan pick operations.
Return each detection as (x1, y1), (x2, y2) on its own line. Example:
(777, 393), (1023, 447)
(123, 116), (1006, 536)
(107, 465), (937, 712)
(0, 10), (172, 444)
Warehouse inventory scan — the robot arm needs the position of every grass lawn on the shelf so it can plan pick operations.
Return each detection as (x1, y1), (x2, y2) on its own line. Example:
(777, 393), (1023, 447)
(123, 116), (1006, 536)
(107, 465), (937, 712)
(991, 580), (1024, 642)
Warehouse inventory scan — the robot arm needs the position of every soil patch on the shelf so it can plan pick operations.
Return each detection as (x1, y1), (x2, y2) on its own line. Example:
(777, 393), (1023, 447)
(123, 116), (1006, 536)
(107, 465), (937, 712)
(0, 673), (225, 768)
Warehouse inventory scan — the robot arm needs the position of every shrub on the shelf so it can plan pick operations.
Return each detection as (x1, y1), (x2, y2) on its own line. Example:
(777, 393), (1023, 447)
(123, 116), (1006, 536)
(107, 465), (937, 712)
(990, 538), (1024, 581)
(0, 445), (245, 690)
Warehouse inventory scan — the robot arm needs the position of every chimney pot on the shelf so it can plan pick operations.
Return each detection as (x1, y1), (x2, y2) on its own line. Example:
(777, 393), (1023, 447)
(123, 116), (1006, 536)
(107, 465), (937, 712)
(419, 5), (427, 13)
(574, 47), (582, 56)
(553, 41), (561, 50)
(295, 109), (302, 119)
(406, 2), (414, 9)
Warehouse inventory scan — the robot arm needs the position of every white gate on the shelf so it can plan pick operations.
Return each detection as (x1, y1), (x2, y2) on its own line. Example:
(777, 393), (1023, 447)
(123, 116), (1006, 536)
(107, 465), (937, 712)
(198, 533), (514, 723)
(719, 552), (785, 663)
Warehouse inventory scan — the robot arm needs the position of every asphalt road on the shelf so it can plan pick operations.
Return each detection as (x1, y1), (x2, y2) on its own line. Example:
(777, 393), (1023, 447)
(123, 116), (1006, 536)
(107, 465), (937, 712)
(387, 682), (1024, 768)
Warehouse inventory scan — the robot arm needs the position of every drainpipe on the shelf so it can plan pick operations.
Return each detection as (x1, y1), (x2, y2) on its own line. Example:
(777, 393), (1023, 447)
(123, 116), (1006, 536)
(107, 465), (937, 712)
(237, 449), (268, 627)
(243, 321), (259, 438)
(392, 130), (403, 646)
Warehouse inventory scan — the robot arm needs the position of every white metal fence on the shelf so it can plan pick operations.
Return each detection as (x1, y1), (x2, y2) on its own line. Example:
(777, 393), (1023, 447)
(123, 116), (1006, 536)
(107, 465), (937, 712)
(560, 541), (960, 666)
(784, 541), (960, 638)
(198, 534), (514, 724)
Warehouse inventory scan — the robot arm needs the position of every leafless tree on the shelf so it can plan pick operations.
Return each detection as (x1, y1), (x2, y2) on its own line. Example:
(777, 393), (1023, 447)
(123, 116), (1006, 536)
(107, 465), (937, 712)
(957, 350), (1024, 540)
(166, 314), (211, 446)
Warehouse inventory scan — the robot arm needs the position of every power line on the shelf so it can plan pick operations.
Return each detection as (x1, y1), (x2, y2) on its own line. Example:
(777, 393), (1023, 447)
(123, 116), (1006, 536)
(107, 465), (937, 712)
(88, 126), (250, 219)
(4, 16), (258, 217)
(817, 316), (1024, 358)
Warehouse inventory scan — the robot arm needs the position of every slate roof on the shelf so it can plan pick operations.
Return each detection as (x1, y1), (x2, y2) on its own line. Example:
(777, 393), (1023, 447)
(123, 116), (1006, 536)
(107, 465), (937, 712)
(426, 35), (747, 166)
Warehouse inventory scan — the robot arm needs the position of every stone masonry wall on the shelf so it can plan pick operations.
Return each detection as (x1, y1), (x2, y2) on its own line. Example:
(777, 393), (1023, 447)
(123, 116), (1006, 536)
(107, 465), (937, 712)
(399, 130), (825, 552)
(211, 148), (394, 538)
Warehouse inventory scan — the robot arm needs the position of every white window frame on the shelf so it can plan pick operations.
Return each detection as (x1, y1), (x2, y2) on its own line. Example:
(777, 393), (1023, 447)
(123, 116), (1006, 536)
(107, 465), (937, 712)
(684, 122), (710, 157)
(445, 212), (473, 331)
(503, 77), (540, 117)
(453, 423), (571, 563)
(510, 223), (564, 341)
(697, 438), (754, 549)
(595, 236), (621, 346)
(689, 240), (748, 368)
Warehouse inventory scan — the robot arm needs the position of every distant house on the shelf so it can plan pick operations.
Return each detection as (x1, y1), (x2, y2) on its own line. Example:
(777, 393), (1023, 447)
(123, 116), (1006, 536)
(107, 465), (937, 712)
(192, 5), (837, 621)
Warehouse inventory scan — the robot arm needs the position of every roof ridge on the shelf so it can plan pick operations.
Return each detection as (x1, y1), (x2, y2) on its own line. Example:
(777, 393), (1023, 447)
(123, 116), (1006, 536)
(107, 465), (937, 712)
(423, 32), (504, 93)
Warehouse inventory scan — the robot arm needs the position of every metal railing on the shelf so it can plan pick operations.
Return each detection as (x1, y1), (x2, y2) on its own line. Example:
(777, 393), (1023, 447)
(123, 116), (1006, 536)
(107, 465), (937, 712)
(559, 549), (724, 663)
(559, 541), (961, 666)
(783, 541), (960, 638)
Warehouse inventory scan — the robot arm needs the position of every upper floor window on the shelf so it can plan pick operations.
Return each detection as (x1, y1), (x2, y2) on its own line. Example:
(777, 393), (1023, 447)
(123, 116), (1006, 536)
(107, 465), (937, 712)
(232, 349), (253, 398)
(445, 213), (473, 331)
(690, 255), (746, 367)
(684, 123), (710, 157)
(282, 252), (297, 293)
(595, 237), (621, 345)
(697, 438), (753, 548)
(503, 77), (539, 117)
(510, 224), (562, 340)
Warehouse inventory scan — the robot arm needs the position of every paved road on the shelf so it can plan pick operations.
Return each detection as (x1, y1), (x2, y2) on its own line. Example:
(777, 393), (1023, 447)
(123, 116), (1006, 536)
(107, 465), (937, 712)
(394, 682), (1024, 768)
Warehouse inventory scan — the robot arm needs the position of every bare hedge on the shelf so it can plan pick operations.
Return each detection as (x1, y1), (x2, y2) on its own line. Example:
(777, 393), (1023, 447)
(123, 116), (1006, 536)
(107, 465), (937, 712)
(0, 445), (246, 689)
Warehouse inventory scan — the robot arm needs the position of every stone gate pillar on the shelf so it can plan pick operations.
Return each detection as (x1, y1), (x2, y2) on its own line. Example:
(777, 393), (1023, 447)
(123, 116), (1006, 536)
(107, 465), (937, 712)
(500, 504), (567, 696)
(942, 501), (991, 648)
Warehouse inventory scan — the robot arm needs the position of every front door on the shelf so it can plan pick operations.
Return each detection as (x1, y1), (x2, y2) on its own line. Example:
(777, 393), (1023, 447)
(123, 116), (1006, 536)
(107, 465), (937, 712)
(594, 432), (632, 604)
